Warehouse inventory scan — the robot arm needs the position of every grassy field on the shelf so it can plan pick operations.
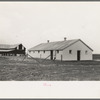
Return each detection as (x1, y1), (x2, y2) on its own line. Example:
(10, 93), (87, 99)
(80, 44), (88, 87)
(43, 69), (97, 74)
(0, 56), (100, 81)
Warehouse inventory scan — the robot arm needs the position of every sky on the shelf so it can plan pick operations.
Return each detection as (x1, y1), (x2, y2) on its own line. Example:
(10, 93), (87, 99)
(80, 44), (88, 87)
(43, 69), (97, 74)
(0, 2), (100, 54)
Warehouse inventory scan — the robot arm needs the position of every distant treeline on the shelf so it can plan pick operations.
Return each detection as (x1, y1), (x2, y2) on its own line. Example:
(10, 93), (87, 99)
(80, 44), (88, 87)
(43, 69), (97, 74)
(93, 54), (100, 60)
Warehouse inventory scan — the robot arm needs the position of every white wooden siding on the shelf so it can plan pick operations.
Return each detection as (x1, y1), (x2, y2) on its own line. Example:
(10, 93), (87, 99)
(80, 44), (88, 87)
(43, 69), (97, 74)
(55, 51), (63, 60)
(62, 40), (92, 61)
(28, 51), (51, 59)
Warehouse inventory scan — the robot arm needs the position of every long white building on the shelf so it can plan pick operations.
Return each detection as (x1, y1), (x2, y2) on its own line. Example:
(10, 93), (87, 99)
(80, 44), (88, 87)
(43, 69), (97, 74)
(28, 38), (93, 61)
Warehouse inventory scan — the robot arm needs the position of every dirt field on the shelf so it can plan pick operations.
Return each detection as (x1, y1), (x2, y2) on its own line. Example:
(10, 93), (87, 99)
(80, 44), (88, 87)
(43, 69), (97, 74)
(0, 56), (100, 81)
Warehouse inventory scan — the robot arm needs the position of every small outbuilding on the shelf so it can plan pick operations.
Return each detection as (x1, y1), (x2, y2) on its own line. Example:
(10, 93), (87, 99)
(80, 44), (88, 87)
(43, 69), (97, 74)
(0, 43), (26, 56)
(28, 38), (93, 61)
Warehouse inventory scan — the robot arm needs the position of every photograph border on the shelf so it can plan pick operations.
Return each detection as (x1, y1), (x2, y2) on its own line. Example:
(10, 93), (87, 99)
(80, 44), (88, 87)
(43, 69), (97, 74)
(0, 0), (100, 99)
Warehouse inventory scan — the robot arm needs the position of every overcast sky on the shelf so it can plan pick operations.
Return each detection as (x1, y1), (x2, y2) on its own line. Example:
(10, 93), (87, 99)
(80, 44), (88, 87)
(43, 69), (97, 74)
(0, 2), (100, 53)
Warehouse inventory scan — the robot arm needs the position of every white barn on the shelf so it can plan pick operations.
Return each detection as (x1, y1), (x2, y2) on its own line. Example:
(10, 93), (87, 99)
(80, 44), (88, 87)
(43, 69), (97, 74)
(28, 38), (93, 61)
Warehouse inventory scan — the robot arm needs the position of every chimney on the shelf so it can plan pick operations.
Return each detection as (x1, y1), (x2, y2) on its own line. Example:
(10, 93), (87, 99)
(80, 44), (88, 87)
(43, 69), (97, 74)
(47, 40), (49, 43)
(64, 37), (67, 41)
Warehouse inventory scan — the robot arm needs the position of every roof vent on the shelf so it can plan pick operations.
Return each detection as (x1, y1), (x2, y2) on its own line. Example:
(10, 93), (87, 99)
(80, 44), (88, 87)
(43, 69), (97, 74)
(47, 40), (49, 43)
(64, 37), (67, 41)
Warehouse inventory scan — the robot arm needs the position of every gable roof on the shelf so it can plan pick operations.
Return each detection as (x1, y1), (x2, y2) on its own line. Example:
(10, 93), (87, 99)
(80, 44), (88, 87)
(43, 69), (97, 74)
(29, 39), (93, 51)
(0, 43), (22, 50)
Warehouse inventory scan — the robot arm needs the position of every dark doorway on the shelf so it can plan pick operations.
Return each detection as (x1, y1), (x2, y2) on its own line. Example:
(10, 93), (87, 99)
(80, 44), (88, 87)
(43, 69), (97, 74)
(50, 50), (53, 60)
(19, 44), (22, 50)
(77, 50), (81, 61)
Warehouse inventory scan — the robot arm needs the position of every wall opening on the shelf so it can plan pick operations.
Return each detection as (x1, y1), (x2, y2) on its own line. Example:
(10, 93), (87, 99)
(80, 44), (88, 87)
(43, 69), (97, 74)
(50, 50), (53, 60)
(77, 50), (81, 61)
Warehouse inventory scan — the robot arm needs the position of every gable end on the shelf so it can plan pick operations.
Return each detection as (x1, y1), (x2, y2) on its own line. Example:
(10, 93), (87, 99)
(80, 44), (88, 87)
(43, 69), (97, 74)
(62, 39), (93, 51)
(79, 39), (93, 51)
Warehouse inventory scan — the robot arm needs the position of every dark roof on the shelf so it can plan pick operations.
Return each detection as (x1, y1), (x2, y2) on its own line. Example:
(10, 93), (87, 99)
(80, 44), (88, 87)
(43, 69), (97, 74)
(0, 43), (22, 50)
(29, 39), (93, 51)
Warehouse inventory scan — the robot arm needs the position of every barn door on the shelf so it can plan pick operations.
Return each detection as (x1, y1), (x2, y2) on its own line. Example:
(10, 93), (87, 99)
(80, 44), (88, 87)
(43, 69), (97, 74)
(50, 50), (53, 60)
(77, 50), (81, 61)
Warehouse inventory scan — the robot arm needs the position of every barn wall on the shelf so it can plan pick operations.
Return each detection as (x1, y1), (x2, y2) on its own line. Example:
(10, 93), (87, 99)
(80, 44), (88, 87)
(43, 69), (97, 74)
(28, 51), (51, 59)
(28, 50), (64, 60)
(40, 51), (51, 59)
(55, 51), (63, 60)
(62, 40), (92, 61)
